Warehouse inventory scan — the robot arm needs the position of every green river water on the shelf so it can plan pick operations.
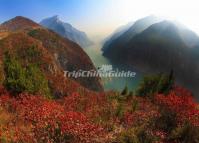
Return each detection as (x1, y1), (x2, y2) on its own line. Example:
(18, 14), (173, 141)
(84, 42), (142, 92)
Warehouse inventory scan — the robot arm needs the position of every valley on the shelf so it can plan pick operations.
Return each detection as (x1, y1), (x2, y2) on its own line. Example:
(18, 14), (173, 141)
(84, 41), (142, 92)
(0, 1), (199, 141)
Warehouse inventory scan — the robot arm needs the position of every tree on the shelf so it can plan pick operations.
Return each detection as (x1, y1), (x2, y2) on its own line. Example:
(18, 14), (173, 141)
(25, 64), (51, 98)
(3, 52), (51, 98)
(121, 85), (128, 95)
(157, 70), (174, 94)
(136, 71), (174, 97)
(3, 53), (26, 94)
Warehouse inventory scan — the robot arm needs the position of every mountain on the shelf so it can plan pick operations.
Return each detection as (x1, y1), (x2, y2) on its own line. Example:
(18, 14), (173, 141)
(40, 15), (93, 48)
(102, 21), (134, 52)
(102, 15), (163, 53)
(103, 20), (199, 99)
(0, 16), (103, 97)
(0, 16), (40, 32)
(178, 26), (199, 48)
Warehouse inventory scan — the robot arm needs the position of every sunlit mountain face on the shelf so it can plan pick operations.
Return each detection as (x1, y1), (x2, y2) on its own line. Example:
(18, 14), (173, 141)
(0, 1), (199, 143)
(40, 15), (93, 48)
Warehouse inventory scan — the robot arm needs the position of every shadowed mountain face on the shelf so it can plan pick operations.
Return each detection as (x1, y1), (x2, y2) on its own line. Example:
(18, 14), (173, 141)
(102, 21), (134, 52)
(0, 16), (103, 95)
(103, 19), (199, 99)
(40, 15), (93, 48)
(102, 16), (163, 53)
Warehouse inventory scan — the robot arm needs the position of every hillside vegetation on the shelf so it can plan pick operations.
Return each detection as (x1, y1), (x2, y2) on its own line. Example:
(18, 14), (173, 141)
(0, 77), (198, 143)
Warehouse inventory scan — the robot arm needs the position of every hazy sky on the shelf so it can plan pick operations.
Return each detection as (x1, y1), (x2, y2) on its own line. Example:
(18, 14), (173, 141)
(0, 0), (199, 38)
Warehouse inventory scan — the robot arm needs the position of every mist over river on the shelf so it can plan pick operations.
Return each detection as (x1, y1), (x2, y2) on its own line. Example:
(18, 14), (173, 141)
(84, 42), (142, 92)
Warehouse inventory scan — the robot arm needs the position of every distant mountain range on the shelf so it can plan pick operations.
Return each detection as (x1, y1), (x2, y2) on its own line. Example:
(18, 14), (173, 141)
(102, 21), (134, 51)
(103, 16), (199, 99)
(40, 15), (93, 48)
(0, 16), (103, 95)
(102, 15), (163, 52)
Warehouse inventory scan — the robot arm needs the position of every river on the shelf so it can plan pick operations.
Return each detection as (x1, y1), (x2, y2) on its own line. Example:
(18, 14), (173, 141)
(84, 42), (142, 92)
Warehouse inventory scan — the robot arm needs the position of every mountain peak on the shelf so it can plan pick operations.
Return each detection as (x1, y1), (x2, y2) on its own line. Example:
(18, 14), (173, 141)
(134, 15), (162, 26)
(41, 15), (61, 24)
(51, 15), (59, 20)
(40, 16), (93, 48)
(0, 16), (40, 32)
(49, 15), (60, 21)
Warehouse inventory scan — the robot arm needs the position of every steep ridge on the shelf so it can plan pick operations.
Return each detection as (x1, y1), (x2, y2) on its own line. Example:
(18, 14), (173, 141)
(103, 15), (162, 54)
(40, 15), (93, 48)
(27, 28), (103, 91)
(102, 21), (134, 52)
(0, 16), (103, 96)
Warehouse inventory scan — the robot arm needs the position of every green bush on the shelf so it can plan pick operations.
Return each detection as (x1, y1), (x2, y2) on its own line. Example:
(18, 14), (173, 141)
(25, 64), (51, 98)
(131, 99), (139, 112)
(136, 71), (174, 97)
(121, 85), (128, 95)
(115, 103), (125, 119)
(3, 53), (51, 98)
(26, 45), (41, 60)
(117, 126), (158, 143)
(3, 53), (26, 94)
(169, 122), (199, 143)
(28, 29), (38, 37)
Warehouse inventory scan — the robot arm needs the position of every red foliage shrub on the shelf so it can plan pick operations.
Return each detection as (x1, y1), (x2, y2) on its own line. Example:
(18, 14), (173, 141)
(0, 85), (198, 143)
(123, 98), (159, 127)
(155, 86), (199, 127)
(62, 92), (114, 122)
(0, 91), (105, 143)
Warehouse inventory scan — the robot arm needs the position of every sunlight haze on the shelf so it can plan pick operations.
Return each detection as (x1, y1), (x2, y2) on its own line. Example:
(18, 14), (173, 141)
(0, 0), (198, 38)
